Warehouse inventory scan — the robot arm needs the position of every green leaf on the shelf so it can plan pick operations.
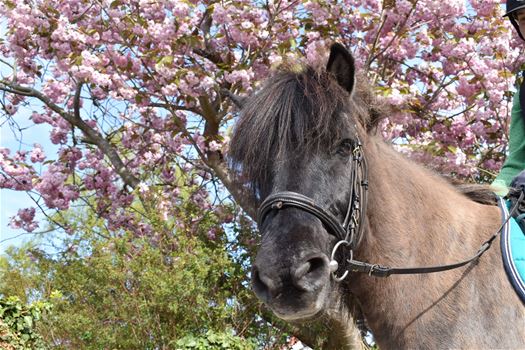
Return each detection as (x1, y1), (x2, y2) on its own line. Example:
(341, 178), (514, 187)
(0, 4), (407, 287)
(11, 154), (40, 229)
(24, 315), (33, 328)
(156, 55), (174, 67)
(110, 0), (122, 8)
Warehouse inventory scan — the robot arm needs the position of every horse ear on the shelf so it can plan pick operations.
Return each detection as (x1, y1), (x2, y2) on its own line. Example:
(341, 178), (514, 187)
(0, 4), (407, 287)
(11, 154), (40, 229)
(221, 89), (246, 109)
(326, 43), (355, 94)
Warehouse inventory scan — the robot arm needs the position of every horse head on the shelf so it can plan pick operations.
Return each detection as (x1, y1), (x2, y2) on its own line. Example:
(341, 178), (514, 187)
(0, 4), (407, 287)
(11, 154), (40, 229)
(229, 44), (369, 321)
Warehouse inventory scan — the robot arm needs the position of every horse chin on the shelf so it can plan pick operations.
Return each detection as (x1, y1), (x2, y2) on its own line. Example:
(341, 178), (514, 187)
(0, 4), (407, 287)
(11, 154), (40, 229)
(269, 287), (329, 322)
(272, 305), (324, 322)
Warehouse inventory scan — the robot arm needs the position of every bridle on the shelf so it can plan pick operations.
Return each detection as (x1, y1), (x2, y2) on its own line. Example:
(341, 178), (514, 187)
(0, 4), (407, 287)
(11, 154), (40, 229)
(258, 137), (368, 281)
(257, 137), (520, 281)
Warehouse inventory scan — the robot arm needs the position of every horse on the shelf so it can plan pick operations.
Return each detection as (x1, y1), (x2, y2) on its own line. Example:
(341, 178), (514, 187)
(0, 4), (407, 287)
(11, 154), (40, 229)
(228, 43), (525, 349)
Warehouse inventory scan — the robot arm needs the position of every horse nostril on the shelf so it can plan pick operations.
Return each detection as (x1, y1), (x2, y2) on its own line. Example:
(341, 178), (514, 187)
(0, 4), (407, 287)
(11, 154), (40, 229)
(252, 266), (278, 301)
(292, 255), (328, 291)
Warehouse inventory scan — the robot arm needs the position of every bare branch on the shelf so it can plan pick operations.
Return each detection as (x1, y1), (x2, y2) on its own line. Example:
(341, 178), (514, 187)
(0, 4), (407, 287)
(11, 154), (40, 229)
(193, 48), (224, 65)
(148, 102), (200, 114)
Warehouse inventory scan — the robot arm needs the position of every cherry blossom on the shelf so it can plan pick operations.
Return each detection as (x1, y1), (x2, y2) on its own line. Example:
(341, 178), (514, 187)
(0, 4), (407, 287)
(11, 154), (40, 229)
(0, 0), (522, 239)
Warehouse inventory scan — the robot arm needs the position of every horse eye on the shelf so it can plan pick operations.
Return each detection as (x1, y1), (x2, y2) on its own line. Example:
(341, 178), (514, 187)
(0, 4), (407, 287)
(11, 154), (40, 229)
(336, 139), (354, 156)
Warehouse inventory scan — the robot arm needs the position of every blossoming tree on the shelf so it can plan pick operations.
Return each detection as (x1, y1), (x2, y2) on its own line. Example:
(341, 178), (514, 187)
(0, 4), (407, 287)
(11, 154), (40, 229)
(0, 0), (523, 347)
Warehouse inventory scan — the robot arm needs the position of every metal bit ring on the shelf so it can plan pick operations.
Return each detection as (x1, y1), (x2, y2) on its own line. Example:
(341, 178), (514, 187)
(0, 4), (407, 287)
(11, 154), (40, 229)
(330, 240), (352, 282)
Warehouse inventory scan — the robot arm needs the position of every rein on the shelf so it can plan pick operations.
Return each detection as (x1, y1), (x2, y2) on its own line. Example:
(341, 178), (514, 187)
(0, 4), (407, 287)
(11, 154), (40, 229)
(257, 140), (523, 281)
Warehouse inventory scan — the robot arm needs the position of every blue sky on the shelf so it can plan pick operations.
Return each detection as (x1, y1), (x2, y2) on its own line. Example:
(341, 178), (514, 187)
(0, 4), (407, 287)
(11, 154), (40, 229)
(0, 108), (58, 253)
(0, 17), (61, 253)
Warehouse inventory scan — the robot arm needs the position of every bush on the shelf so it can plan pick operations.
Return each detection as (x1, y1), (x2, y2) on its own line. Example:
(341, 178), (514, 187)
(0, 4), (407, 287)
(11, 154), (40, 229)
(175, 330), (256, 350)
(0, 296), (50, 350)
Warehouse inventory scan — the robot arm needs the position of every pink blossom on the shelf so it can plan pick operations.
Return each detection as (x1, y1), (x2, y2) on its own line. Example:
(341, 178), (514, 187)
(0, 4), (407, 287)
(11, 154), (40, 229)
(30, 111), (53, 124)
(208, 141), (221, 152)
(50, 128), (68, 144)
(34, 164), (79, 210)
(30, 144), (46, 163)
(5, 104), (16, 115)
(43, 80), (71, 104)
(14, 150), (27, 162)
(207, 228), (217, 240)
(0, 0), (519, 242)
(59, 147), (82, 168)
(9, 207), (38, 232)
(193, 133), (206, 151)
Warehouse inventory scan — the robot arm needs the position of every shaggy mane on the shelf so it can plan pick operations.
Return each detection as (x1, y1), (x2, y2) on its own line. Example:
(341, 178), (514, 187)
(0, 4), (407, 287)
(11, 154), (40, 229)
(449, 180), (498, 206)
(228, 65), (384, 195)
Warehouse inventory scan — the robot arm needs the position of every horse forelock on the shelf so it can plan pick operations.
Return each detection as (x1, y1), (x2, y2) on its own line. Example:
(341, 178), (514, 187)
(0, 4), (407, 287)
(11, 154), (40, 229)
(229, 65), (373, 195)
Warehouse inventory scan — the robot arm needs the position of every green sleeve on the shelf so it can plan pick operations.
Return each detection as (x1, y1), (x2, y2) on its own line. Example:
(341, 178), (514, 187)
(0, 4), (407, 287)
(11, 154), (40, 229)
(492, 86), (525, 194)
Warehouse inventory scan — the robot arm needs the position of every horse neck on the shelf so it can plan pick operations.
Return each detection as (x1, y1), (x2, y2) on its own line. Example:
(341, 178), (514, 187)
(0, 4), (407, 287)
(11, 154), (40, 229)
(361, 136), (493, 261)
(353, 136), (501, 347)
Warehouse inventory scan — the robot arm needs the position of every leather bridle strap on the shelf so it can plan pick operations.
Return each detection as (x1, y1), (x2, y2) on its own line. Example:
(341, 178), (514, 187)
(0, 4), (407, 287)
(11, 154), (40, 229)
(347, 241), (493, 277)
(258, 191), (348, 242)
(348, 195), (518, 278)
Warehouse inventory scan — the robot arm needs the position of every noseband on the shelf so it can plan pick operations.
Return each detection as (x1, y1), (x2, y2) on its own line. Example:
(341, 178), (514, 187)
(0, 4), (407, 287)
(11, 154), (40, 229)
(257, 140), (368, 281)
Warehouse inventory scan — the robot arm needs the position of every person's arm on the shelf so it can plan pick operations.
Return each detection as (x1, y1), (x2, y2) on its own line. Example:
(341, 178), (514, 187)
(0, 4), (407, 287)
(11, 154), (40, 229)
(492, 85), (525, 195)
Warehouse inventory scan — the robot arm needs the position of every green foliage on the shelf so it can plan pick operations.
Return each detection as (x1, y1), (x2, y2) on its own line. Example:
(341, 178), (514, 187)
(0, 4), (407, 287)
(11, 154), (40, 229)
(0, 202), (288, 349)
(0, 296), (50, 350)
(175, 330), (256, 350)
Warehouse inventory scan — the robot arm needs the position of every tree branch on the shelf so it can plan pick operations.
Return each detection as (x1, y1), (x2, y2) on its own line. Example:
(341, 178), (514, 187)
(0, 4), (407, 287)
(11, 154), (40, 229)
(0, 81), (140, 188)
(206, 157), (257, 218)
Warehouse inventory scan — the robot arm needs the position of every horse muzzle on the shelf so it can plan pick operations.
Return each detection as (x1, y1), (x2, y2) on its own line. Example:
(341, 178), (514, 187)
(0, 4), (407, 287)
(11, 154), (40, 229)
(251, 248), (332, 321)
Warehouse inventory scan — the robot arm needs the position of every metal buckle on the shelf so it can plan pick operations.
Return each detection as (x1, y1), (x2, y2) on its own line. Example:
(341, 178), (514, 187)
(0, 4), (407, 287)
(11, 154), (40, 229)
(368, 264), (379, 276)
